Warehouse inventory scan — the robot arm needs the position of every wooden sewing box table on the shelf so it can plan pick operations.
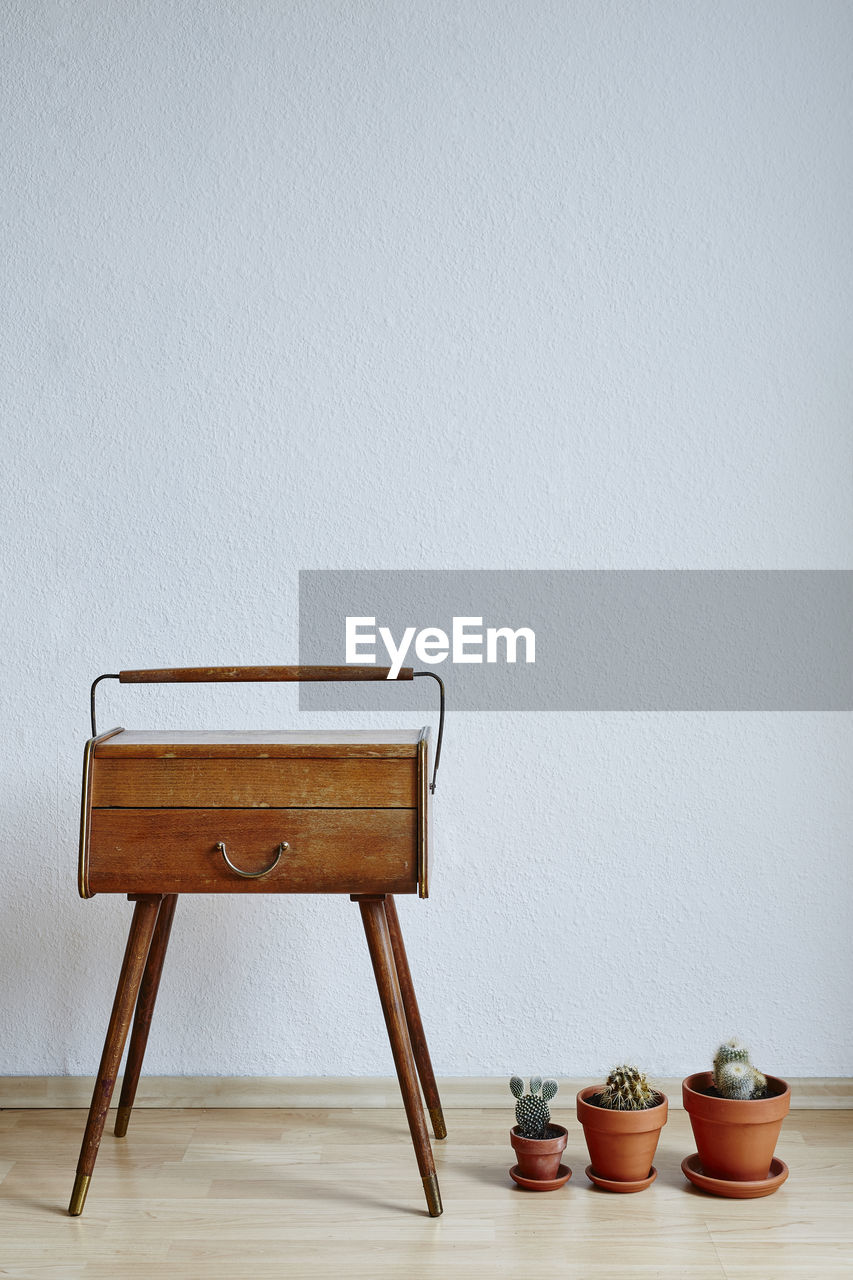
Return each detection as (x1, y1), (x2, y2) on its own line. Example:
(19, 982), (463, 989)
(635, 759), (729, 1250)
(69, 665), (446, 1218)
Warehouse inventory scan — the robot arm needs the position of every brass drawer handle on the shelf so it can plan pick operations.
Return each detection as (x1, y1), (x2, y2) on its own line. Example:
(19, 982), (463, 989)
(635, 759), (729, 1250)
(215, 840), (288, 879)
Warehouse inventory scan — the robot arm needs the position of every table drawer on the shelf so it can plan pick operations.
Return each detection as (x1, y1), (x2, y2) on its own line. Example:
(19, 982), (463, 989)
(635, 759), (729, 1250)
(91, 759), (416, 809)
(83, 808), (417, 896)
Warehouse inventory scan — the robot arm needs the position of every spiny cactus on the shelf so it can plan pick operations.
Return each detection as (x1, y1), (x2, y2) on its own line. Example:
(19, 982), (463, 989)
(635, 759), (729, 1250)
(718, 1062), (753, 1099)
(596, 1064), (660, 1111)
(713, 1038), (750, 1089)
(510, 1075), (558, 1138)
(713, 1041), (768, 1100)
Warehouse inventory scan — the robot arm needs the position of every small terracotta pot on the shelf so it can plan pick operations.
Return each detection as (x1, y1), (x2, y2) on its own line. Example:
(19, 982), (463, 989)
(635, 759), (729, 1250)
(682, 1072), (790, 1182)
(577, 1087), (668, 1184)
(510, 1124), (568, 1182)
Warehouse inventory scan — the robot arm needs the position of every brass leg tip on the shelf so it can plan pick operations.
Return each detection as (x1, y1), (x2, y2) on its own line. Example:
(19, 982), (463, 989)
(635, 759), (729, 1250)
(114, 1106), (131, 1137)
(429, 1106), (447, 1141)
(423, 1172), (443, 1217)
(68, 1173), (91, 1216)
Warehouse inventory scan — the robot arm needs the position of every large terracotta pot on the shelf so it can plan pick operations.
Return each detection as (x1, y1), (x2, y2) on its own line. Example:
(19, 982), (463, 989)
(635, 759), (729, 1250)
(510, 1124), (568, 1182)
(576, 1087), (668, 1183)
(682, 1072), (790, 1181)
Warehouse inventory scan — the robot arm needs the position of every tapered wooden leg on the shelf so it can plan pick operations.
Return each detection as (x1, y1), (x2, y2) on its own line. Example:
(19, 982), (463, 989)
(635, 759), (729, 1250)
(68, 895), (162, 1216)
(115, 894), (178, 1137)
(356, 895), (442, 1217)
(384, 895), (446, 1140)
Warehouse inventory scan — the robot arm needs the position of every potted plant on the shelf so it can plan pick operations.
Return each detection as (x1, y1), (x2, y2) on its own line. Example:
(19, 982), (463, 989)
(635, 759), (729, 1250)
(576, 1065), (668, 1191)
(682, 1039), (791, 1193)
(508, 1075), (571, 1190)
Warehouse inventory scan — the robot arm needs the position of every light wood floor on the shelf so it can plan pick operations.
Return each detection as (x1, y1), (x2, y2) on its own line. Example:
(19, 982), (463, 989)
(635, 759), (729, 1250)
(0, 1106), (849, 1279)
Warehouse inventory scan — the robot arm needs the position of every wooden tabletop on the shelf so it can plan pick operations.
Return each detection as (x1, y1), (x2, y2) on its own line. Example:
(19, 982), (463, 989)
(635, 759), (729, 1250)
(93, 729), (426, 759)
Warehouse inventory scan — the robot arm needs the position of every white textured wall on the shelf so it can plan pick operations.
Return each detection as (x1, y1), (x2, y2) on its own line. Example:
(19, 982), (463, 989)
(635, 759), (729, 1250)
(1, 2), (851, 1079)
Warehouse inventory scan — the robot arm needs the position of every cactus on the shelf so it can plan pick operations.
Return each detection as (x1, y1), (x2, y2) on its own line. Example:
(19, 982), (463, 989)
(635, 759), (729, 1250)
(717, 1061), (768, 1101)
(596, 1064), (660, 1111)
(750, 1068), (768, 1098)
(712, 1041), (768, 1100)
(713, 1038), (750, 1089)
(510, 1075), (559, 1138)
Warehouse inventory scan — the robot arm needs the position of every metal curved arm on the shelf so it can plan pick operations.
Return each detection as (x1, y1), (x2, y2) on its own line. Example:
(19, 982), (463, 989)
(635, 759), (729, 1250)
(90, 674), (120, 736)
(413, 671), (444, 793)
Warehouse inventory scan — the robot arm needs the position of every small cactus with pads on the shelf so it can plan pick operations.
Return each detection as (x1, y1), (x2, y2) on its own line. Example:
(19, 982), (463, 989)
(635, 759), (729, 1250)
(713, 1040), (768, 1100)
(596, 1064), (661, 1111)
(510, 1075), (559, 1138)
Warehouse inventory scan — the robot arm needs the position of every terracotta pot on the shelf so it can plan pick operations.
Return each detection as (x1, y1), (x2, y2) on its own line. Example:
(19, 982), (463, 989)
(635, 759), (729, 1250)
(682, 1072), (790, 1182)
(510, 1124), (568, 1182)
(576, 1086), (668, 1184)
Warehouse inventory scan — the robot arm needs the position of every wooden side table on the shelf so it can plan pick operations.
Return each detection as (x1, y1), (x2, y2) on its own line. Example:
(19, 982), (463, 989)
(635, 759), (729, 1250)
(69, 665), (446, 1218)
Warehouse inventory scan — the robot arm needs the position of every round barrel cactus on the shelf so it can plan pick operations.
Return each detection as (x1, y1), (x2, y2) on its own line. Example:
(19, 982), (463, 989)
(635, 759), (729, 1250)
(596, 1064), (659, 1110)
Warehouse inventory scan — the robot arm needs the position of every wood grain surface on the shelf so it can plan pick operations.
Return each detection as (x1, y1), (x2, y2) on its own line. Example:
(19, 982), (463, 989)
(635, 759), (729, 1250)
(69, 897), (161, 1204)
(115, 895), (179, 1138)
(3, 1107), (845, 1277)
(86, 808), (417, 894)
(94, 730), (422, 759)
(92, 759), (417, 808)
(118, 665), (414, 683)
(385, 895), (446, 1139)
(357, 897), (438, 1207)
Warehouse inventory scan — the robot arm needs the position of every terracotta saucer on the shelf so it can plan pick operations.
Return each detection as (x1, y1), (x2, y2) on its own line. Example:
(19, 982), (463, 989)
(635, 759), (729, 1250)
(509, 1163), (572, 1191)
(585, 1164), (657, 1193)
(681, 1153), (789, 1198)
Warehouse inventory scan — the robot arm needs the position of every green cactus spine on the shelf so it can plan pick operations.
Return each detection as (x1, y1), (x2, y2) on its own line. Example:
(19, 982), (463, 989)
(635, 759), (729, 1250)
(712, 1041), (768, 1099)
(597, 1064), (659, 1111)
(750, 1069), (768, 1098)
(510, 1075), (559, 1138)
(717, 1061), (768, 1100)
(713, 1039), (750, 1090)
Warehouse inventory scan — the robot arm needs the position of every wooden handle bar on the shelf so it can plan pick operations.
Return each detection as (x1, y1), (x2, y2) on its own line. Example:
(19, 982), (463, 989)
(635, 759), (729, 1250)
(118, 665), (414, 684)
(91, 665), (442, 789)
